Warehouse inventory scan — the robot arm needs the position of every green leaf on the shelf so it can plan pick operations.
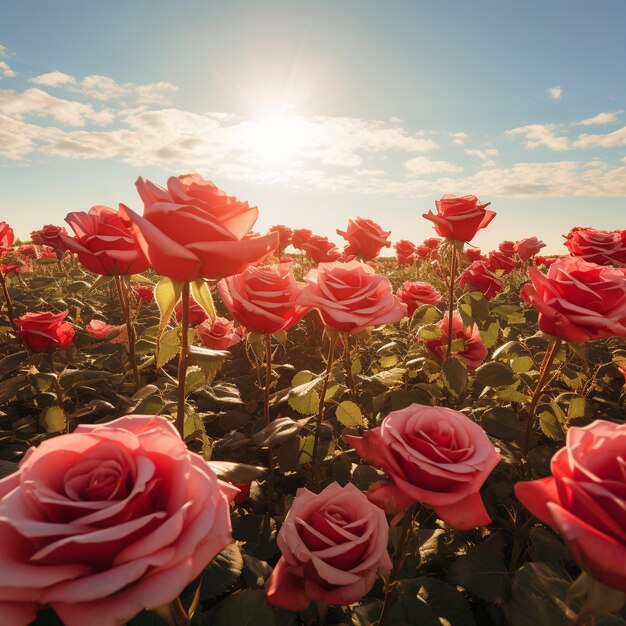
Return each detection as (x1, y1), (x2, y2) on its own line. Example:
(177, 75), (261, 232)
(210, 589), (275, 626)
(482, 407), (527, 442)
(512, 356), (534, 373)
(476, 361), (518, 387)
(417, 323), (442, 341)
(188, 345), (229, 381)
(416, 577), (477, 626)
(479, 321), (500, 349)
(41, 405), (67, 433)
(288, 389), (320, 415)
(207, 461), (266, 483)
(252, 417), (301, 448)
(156, 328), (180, 368)
(385, 593), (441, 626)
(335, 400), (364, 427)
(442, 357), (468, 396)
(154, 276), (183, 352)
(191, 278), (216, 321)
(200, 543), (243, 600)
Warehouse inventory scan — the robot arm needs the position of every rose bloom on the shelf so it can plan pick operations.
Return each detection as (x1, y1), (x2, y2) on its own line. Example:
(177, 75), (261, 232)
(0, 221), (14, 251)
(534, 255), (558, 268)
(414, 244), (432, 259)
(421, 312), (487, 370)
(15, 244), (37, 258)
(564, 226), (626, 267)
(516, 236), (546, 261)
(14, 311), (74, 352)
(459, 261), (504, 299)
(520, 255), (626, 342)
(85, 320), (127, 344)
(0, 415), (236, 626)
(31, 225), (69, 252)
(132, 284), (154, 303)
(61, 206), (149, 276)
(291, 228), (313, 250)
(268, 224), (293, 255)
(516, 420), (626, 592)
(346, 404), (500, 530)
(218, 262), (309, 334)
(465, 247), (483, 262)
(396, 281), (442, 317)
(196, 316), (242, 350)
(301, 235), (342, 264)
(394, 239), (417, 266)
(299, 260), (406, 333)
(422, 195), (495, 242)
(498, 240), (516, 257)
(488, 250), (517, 274)
(120, 174), (278, 282)
(175, 295), (209, 325)
(265, 482), (391, 610)
(336, 217), (391, 261)
(423, 237), (442, 250)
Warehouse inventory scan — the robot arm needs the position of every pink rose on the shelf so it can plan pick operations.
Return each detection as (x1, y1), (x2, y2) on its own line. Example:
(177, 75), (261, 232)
(14, 311), (75, 352)
(265, 482), (391, 610)
(218, 262), (309, 334)
(175, 295), (209, 325)
(465, 247), (484, 262)
(498, 240), (516, 257)
(196, 316), (242, 350)
(394, 239), (417, 266)
(291, 228), (313, 250)
(423, 195), (495, 242)
(61, 206), (150, 276)
(0, 221), (14, 251)
(564, 226), (626, 266)
(0, 415), (237, 626)
(534, 255), (557, 268)
(520, 255), (626, 342)
(396, 281), (442, 316)
(421, 312), (487, 370)
(301, 235), (342, 264)
(85, 320), (127, 344)
(299, 260), (406, 333)
(120, 174), (278, 282)
(337, 217), (391, 261)
(488, 249), (517, 274)
(516, 420), (626, 592)
(31, 225), (69, 252)
(459, 260), (504, 299)
(346, 404), (500, 529)
(516, 236), (546, 261)
(268, 224), (294, 255)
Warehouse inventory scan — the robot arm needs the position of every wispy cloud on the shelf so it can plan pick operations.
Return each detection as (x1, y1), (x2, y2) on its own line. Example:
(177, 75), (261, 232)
(575, 110), (623, 126)
(547, 85), (563, 100)
(404, 156), (463, 174)
(505, 124), (570, 151)
(0, 43), (16, 79)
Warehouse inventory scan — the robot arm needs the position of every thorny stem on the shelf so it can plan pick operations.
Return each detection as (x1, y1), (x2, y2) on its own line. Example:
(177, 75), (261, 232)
(343, 332), (357, 403)
(115, 275), (141, 391)
(264, 333), (275, 508)
(175, 282), (190, 438)
(445, 242), (459, 358)
(0, 271), (16, 329)
(311, 332), (339, 489)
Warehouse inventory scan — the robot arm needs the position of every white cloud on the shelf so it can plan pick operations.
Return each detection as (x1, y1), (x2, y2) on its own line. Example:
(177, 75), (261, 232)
(547, 85), (562, 100)
(575, 110), (623, 126)
(465, 148), (499, 160)
(404, 156), (462, 174)
(0, 61), (15, 78)
(450, 132), (469, 145)
(573, 126), (626, 149)
(31, 71), (77, 88)
(505, 124), (570, 151)
(0, 44), (8, 57)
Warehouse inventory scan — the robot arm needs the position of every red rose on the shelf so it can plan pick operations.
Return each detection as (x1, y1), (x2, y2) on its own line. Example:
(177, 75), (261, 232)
(414, 244), (432, 259)
(396, 281), (442, 316)
(498, 240), (516, 257)
(516, 420), (626, 592)
(488, 250), (517, 274)
(299, 261), (406, 333)
(291, 228), (313, 250)
(0, 222), (14, 251)
(196, 316), (242, 350)
(534, 255), (557, 268)
(120, 174), (278, 282)
(465, 247), (484, 262)
(218, 262), (309, 334)
(520, 255), (626, 342)
(422, 195), (495, 242)
(421, 312), (487, 370)
(423, 237), (442, 250)
(132, 284), (154, 303)
(268, 225), (293, 255)
(459, 260), (504, 299)
(394, 239), (416, 266)
(0, 415), (237, 626)
(175, 295), (209, 325)
(265, 483), (391, 610)
(15, 311), (74, 352)
(301, 235), (342, 264)
(346, 404), (500, 529)
(15, 245), (37, 258)
(515, 236), (546, 261)
(336, 217), (391, 261)
(31, 225), (69, 252)
(61, 206), (149, 276)
(564, 226), (626, 266)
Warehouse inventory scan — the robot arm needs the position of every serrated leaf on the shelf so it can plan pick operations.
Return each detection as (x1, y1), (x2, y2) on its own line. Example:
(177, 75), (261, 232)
(191, 278), (216, 321)
(512, 356), (534, 373)
(442, 357), (468, 396)
(335, 400), (364, 427)
(41, 405), (67, 433)
(154, 276), (183, 355)
(156, 327), (180, 368)
(479, 321), (500, 349)
(288, 389), (320, 415)
(208, 461), (266, 483)
(476, 361), (517, 387)
(417, 323), (442, 341)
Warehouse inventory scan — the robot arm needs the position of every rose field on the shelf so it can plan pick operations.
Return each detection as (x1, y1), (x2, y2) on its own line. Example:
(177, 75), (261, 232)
(1, 178), (626, 626)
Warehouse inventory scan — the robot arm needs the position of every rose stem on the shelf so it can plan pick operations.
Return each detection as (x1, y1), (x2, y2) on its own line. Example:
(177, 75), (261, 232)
(48, 351), (69, 433)
(115, 275), (141, 391)
(343, 332), (357, 403)
(521, 336), (562, 473)
(264, 333), (275, 508)
(0, 270), (16, 330)
(311, 332), (339, 489)
(175, 282), (190, 438)
(445, 242), (460, 358)
(379, 503), (419, 626)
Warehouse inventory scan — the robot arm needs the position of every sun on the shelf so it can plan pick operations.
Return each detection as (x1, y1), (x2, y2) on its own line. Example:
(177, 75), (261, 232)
(232, 112), (315, 168)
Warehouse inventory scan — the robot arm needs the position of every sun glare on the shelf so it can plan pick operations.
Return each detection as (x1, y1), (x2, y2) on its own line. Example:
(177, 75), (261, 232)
(232, 113), (315, 168)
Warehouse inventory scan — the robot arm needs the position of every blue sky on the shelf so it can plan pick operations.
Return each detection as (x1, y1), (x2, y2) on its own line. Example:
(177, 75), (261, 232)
(1, 0), (625, 253)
